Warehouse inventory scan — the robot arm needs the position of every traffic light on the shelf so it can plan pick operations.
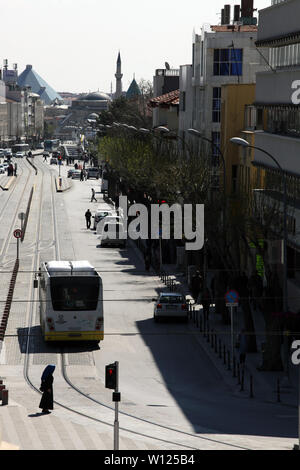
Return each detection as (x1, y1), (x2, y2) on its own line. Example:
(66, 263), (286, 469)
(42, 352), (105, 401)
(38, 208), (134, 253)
(105, 363), (117, 389)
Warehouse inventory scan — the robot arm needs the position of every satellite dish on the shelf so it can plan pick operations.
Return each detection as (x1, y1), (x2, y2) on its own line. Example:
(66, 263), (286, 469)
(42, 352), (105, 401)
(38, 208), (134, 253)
(165, 62), (170, 70)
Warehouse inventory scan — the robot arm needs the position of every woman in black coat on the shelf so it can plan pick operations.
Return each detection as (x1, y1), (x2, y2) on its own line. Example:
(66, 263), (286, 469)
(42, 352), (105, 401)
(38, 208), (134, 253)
(39, 365), (55, 414)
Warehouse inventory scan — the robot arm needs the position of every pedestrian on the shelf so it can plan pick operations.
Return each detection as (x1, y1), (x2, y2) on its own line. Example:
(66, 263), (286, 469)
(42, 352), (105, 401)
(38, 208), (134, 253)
(80, 169), (84, 181)
(39, 365), (55, 414)
(248, 270), (263, 311)
(144, 250), (151, 271)
(85, 209), (92, 229)
(191, 270), (203, 303)
(91, 188), (97, 202)
(237, 329), (248, 371)
(201, 287), (212, 327)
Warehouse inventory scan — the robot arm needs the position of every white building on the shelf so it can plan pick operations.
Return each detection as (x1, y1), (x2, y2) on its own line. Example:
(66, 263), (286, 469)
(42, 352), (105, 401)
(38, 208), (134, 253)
(252, 0), (300, 311)
(183, 21), (267, 148)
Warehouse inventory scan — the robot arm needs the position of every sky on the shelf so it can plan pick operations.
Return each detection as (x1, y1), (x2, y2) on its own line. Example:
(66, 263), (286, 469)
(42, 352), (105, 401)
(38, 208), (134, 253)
(1, 0), (271, 94)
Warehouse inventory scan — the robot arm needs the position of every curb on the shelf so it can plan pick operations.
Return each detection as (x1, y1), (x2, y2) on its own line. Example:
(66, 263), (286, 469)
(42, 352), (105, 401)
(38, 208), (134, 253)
(55, 176), (72, 192)
(1, 176), (16, 191)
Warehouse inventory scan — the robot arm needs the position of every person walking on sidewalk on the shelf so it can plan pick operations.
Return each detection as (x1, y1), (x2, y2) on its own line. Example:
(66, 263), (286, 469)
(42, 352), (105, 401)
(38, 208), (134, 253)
(39, 365), (55, 414)
(144, 250), (151, 272)
(191, 270), (202, 303)
(238, 329), (248, 372)
(200, 287), (212, 328)
(85, 209), (92, 229)
(91, 188), (97, 202)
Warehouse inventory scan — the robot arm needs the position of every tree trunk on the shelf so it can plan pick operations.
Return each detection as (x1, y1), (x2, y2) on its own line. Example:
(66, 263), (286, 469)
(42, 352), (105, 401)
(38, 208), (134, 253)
(240, 298), (257, 353)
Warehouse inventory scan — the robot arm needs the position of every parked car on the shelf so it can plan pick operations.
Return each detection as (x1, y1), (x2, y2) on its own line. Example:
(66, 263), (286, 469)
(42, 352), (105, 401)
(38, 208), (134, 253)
(93, 209), (118, 230)
(67, 168), (76, 178)
(71, 169), (81, 179)
(86, 167), (99, 179)
(15, 151), (24, 158)
(4, 149), (12, 157)
(98, 221), (127, 247)
(0, 149), (5, 157)
(36, 143), (44, 149)
(100, 179), (108, 193)
(152, 293), (188, 322)
(96, 214), (122, 233)
(50, 157), (58, 165)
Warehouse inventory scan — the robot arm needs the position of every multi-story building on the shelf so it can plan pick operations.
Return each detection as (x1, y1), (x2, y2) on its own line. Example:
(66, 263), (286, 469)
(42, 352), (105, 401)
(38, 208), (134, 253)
(0, 77), (8, 144)
(0, 61), (45, 144)
(180, 1), (267, 188)
(152, 68), (179, 129)
(250, 0), (300, 312)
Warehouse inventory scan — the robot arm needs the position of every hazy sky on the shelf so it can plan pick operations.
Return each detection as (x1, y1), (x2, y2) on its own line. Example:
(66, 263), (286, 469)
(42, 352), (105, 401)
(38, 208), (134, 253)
(2, 0), (271, 94)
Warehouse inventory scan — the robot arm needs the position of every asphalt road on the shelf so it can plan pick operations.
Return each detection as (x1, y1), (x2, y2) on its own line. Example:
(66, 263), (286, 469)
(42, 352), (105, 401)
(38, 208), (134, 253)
(60, 161), (298, 447)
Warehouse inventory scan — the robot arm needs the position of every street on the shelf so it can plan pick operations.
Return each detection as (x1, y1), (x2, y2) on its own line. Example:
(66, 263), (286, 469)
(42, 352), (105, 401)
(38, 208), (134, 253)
(0, 155), (297, 450)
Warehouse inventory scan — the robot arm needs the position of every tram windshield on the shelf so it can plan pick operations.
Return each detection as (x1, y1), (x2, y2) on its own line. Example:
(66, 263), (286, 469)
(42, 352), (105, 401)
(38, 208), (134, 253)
(50, 277), (100, 311)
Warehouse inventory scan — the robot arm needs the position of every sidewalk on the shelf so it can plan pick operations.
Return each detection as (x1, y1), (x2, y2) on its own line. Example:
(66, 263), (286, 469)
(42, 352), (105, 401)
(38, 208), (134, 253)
(160, 263), (298, 409)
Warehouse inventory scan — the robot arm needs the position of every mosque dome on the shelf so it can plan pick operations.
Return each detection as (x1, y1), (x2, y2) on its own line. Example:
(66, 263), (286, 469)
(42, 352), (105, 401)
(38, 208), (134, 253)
(81, 91), (111, 101)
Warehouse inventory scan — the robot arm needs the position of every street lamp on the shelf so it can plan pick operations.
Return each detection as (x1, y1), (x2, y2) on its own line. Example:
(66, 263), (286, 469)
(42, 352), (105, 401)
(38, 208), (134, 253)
(154, 126), (193, 156)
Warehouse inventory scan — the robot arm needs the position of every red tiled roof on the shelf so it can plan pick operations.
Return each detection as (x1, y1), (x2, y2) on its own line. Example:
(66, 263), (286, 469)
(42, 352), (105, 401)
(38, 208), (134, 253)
(149, 89), (179, 108)
(210, 25), (258, 32)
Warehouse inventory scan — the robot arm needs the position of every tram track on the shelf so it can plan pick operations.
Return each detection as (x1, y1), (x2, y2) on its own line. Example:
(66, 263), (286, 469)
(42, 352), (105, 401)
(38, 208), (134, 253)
(20, 158), (250, 451)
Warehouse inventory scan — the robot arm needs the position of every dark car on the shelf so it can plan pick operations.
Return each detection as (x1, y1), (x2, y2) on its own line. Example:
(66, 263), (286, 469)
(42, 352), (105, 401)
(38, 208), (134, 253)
(86, 167), (99, 179)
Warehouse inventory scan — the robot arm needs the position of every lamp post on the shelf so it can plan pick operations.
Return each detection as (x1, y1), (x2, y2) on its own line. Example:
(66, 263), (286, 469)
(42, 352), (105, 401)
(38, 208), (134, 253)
(154, 126), (193, 156)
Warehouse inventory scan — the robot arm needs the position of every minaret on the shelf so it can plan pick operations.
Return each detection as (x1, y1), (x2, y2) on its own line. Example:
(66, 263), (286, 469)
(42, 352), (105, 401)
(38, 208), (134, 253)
(115, 52), (123, 99)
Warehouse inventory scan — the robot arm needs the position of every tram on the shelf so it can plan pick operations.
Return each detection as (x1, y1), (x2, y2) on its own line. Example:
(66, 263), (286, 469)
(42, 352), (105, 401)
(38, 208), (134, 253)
(37, 260), (103, 342)
(44, 139), (60, 153)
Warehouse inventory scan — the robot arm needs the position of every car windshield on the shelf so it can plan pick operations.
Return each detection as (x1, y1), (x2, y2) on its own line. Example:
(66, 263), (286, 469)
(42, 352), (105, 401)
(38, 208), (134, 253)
(160, 295), (184, 304)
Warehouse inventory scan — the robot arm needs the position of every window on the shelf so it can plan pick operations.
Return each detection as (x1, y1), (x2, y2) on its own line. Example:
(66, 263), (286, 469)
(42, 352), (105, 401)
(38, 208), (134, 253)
(211, 131), (221, 164)
(180, 91), (186, 112)
(50, 277), (99, 311)
(213, 48), (243, 76)
(212, 87), (221, 122)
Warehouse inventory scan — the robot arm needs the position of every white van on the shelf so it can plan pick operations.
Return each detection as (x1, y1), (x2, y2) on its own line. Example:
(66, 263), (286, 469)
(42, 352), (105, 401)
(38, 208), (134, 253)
(98, 221), (127, 248)
(96, 215), (123, 234)
(93, 208), (118, 230)
(100, 179), (108, 193)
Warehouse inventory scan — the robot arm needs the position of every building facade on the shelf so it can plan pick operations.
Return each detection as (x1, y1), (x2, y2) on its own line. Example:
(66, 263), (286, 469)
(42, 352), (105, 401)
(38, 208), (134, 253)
(253, 0), (300, 312)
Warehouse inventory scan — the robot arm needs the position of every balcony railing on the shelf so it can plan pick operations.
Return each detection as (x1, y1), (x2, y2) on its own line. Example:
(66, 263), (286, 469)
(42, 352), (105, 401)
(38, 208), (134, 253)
(155, 69), (180, 77)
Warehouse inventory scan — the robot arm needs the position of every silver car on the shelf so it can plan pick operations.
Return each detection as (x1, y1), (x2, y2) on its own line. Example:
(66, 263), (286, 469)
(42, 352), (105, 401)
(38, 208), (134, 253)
(153, 293), (188, 322)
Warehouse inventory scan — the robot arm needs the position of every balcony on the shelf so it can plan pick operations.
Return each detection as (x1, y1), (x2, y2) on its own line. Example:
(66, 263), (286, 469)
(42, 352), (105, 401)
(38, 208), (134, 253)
(255, 67), (300, 105)
(257, 0), (300, 46)
(254, 130), (300, 176)
(155, 69), (180, 77)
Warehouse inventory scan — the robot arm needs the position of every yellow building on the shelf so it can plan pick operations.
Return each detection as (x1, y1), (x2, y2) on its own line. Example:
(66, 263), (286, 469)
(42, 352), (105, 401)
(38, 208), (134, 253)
(220, 83), (264, 194)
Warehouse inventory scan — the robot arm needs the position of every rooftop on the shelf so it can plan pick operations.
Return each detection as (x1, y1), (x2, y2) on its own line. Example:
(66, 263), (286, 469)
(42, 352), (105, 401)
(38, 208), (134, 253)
(149, 89), (179, 108)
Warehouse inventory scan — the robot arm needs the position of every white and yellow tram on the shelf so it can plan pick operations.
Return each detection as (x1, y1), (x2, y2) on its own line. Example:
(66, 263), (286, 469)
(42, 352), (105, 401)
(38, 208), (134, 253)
(37, 261), (103, 342)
